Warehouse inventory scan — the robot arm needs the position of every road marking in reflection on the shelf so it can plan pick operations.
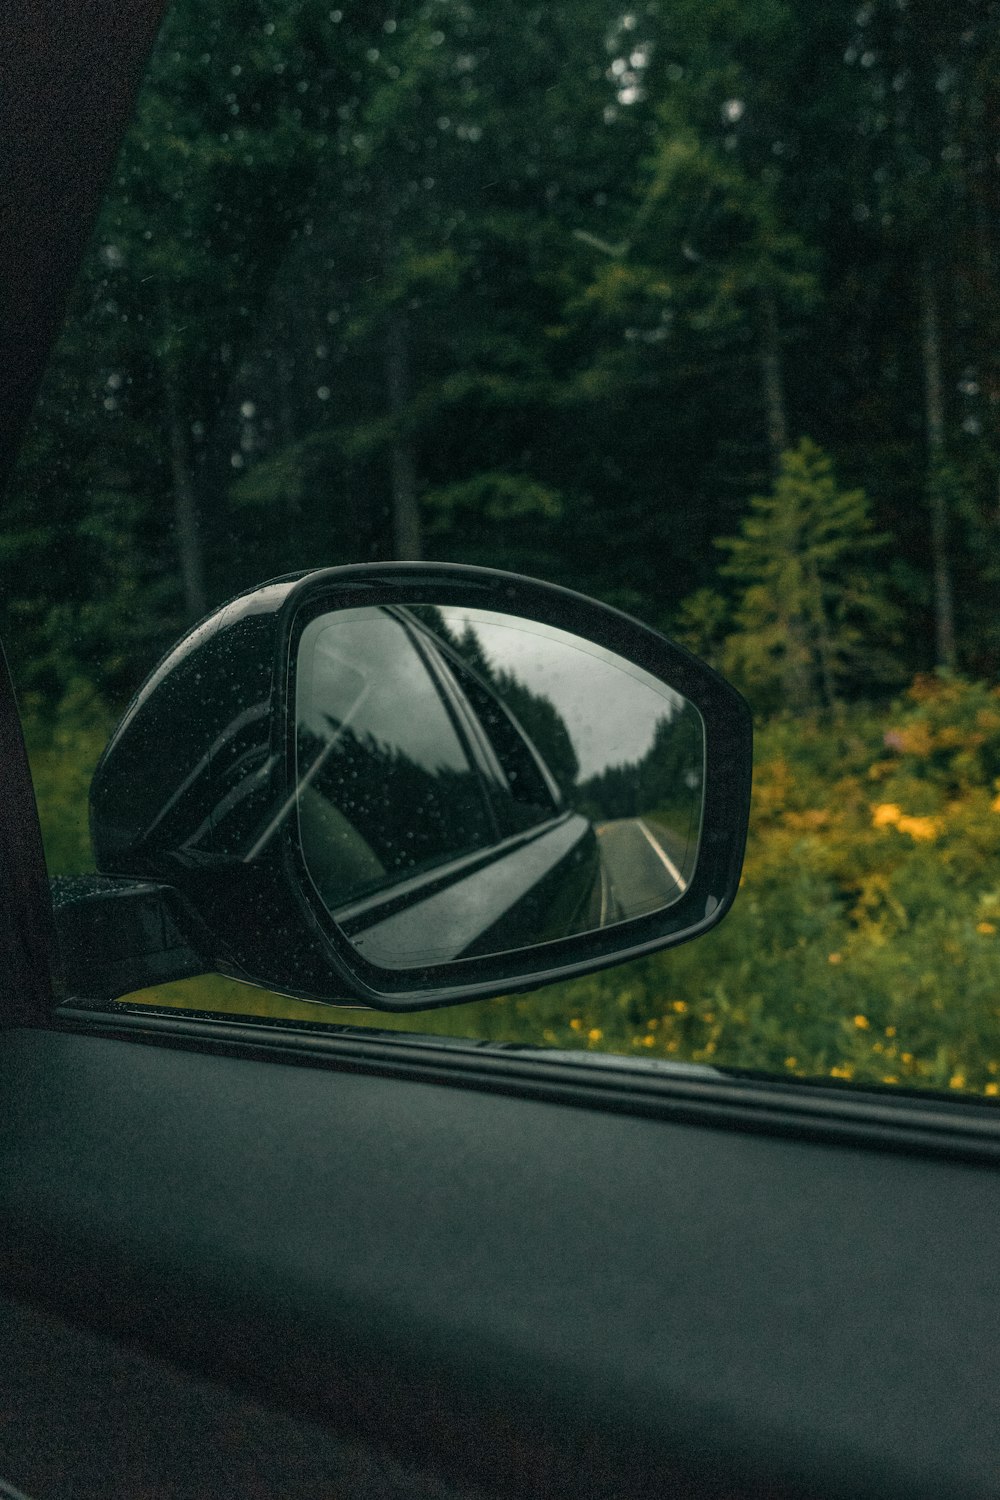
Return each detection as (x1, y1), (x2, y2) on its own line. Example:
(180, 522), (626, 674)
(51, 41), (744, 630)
(636, 819), (687, 894)
(598, 855), (610, 928)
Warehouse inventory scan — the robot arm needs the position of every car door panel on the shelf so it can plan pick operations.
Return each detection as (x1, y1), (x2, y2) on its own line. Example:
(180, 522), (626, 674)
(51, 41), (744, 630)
(1, 1022), (998, 1500)
(0, 1292), (498, 1500)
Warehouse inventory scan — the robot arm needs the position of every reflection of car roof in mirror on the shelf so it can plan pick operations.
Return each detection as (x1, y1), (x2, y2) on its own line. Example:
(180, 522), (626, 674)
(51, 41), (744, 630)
(295, 603), (705, 970)
(297, 608), (499, 904)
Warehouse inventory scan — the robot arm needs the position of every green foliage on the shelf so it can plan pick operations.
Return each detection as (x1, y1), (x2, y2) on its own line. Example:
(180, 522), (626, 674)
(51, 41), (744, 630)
(425, 472), (564, 530)
(673, 588), (730, 669)
(5, 1), (1000, 694)
(22, 686), (115, 877)
(640, 128), (819, 319)
(716, 439), (901, 711)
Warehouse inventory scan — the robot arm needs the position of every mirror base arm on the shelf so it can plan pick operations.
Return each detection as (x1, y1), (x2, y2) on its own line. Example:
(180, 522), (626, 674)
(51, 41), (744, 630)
(51, 875), (208, 1005)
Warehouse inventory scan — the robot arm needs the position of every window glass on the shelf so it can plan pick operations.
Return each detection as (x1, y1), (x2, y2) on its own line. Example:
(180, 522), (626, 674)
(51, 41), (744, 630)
(5, 0), (1000, 1099)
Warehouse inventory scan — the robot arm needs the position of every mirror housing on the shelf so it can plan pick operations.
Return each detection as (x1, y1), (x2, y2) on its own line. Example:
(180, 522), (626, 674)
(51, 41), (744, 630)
(75, 564), (751, 1011)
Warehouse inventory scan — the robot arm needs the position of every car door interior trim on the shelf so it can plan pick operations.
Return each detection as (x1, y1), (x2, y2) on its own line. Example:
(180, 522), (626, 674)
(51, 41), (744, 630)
(53, 1003), (1000, 1167)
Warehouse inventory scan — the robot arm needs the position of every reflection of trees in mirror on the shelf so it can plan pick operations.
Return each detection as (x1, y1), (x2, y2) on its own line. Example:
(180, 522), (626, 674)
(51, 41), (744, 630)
(298, 722), (493, 909)
(577, 706), (703, 830)
(407, 607), (580, 798)
(437, 658), (562, 829)
(491, 670), (579, 800)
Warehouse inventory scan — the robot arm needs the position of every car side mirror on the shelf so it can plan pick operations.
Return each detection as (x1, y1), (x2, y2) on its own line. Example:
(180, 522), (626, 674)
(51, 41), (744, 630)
(57, 565), (751, 1011)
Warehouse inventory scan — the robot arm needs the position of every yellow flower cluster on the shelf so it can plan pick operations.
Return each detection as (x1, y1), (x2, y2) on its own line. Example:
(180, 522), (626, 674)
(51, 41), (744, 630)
(870, 802), (940, 841)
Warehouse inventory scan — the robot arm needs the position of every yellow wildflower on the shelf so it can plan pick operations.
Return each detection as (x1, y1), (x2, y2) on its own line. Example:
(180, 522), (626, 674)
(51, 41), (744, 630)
(854, 1014), (870, 1030)
(588, 1028), (603, 1043)
(985, 1084), (999, 1098)
(828, 952), (843, 965)
(901, 1052), (914, 1065)
(569, 1018), (583, 1031)
(784, 1057), (798, 1069)
(872, 802), (902, 828)
(896, 813), (939, 841)
(871, 802), (940, 840)
(949, 1073), (966, 1090)
(977, 921), (997, 936)
(642, 1034), (655, 1048)
(671, 1000), (687, 1014)
(885, 1026), (896, 1037)
(830, 1064), (854, 1080)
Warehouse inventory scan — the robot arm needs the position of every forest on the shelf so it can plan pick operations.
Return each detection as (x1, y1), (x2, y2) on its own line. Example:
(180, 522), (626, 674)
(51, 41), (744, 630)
(5, 0), (1000, 1092)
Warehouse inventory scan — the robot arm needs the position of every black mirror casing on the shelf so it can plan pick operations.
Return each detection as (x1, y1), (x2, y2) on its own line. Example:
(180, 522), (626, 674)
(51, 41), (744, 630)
(83, 564), (752, 1011)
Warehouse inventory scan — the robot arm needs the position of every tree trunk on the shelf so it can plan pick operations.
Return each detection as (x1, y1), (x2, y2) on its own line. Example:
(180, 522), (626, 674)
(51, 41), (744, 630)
(385, 306), (421, 561)
(163, 355), (208, 626)
(806, 558), (839, 712)
(159, 289), (207, 624)
(780, 614), (815, 713)
(275, 286), (297, 453)
(918, 262), (957, 670)
(759, 287), (788, 477)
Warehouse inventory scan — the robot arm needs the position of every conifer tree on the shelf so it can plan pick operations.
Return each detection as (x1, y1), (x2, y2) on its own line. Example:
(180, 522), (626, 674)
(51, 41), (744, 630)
(718, 439), (900, 711)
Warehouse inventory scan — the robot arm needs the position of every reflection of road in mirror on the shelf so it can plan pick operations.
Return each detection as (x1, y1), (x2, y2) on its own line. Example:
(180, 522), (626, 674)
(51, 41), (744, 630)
(592, 817), (689, 927)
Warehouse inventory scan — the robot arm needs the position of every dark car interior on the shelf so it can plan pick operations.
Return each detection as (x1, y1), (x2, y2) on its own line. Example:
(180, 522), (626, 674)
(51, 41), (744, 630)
(2, 3), (999, 1498)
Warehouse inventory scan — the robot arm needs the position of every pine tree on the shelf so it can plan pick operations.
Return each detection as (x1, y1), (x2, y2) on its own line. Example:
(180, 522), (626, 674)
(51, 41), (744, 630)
(718, 438), (900, 711)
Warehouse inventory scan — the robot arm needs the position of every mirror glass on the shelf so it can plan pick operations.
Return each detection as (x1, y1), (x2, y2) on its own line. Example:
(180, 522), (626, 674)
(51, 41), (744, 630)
(294, 605), (704, 970)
